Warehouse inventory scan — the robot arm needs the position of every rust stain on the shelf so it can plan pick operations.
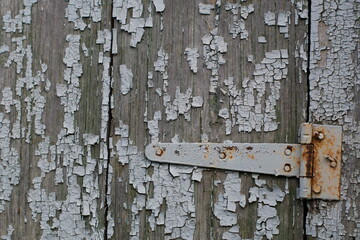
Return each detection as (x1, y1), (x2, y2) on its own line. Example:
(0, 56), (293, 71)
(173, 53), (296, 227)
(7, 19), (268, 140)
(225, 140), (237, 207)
(220, 146), (239, 160)
(286, 145), (294, 151)
(246, 146), (253, 151)
(311, 126), (342, 199)
(247, 154), (255, 159)
(302, 144), (314, 177)
(156, 148), (165, 157)
(203, 145), (209, 159)
(223, 146), (238, 151)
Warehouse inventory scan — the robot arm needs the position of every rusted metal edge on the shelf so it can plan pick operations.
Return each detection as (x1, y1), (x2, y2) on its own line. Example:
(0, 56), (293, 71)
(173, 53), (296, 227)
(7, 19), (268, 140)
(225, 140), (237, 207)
(145, 143), (302, 177)
(299, 144), (314, 199)
(310, 124), (342, 200)
(145, 124), (343, 200)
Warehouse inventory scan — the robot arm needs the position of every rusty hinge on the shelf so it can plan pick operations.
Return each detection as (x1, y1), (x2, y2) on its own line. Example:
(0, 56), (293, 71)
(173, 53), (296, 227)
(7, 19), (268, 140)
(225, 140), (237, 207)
(145, 123), (342, 200)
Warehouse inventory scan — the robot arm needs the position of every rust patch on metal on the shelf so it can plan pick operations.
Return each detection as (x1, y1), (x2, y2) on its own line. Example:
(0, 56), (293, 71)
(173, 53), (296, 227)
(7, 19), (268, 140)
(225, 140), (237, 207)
(247, 154), (255, 159)
(220, 146), (238, 159)
(223, 146), (238, 151)
(156, 148), (165, 157)
(286, 145), (294, 151)
(203, 145), (209, 159)
(283, 163), (291, 172)
(310, 125), (342, 200)
(302, 144), (314, 177)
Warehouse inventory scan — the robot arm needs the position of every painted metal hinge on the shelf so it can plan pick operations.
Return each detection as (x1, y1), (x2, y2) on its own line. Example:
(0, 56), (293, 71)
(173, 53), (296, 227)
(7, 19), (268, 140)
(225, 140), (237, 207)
(145, 124), (342, 200)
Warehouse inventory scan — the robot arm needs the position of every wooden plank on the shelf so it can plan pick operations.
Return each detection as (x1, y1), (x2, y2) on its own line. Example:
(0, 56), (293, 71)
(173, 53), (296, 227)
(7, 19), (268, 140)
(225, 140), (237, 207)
(109, 0), (308, 239)
(0, 0), (112, 239)
(306, 0), (360, 239)
(0, 0), (313, 239)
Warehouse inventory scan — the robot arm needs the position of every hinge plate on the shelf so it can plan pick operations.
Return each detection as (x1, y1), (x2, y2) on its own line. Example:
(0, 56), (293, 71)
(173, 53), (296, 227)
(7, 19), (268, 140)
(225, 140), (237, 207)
(145, 124), (342, 200)
(309, 124), (342, 200)
(145, 143), (302, 176)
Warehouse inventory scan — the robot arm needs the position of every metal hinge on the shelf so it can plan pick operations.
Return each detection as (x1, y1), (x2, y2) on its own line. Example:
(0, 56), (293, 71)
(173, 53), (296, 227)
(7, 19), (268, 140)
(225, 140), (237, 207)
(145, 124), (342, 200)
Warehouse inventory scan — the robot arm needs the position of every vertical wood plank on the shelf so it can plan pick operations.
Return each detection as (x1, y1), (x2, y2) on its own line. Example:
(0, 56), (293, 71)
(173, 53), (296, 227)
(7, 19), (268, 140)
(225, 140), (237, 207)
(109, 0), (308, 239)
(306, 0), (359, 239)
(0, 0), (312, 239)
(0, 1), (112, 238)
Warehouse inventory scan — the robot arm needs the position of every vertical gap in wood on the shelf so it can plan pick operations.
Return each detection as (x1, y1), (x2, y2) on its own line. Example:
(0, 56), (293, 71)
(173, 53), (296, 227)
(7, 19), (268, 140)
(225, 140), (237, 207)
(306, 0), (311, 123)
(104, 2), (115, 239)
(303, 0), (312, 239)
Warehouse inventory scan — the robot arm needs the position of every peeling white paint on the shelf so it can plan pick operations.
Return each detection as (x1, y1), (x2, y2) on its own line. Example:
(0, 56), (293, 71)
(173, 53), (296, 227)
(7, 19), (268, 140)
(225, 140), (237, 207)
(1, 0), (357, 239)
(26, 32), (106, 238)
(198, 3), (214, 15)
(221, 49), (289, 133)
(154, 47), (169, 74)
(65, 0), (102, 30)
(202, 28), (228, 93)
(0, 113), (21, 213)
(119, 64), (133, 95)
(258, 36), (267, 43)
(147, 111), (161, 143)
(249, 175), (286, 240)
(164, 86), (203, 121)
(184, 48), (199, 73)
(225, 2), (254, 39)
(2, 0), (38, 33)
(307, 0), (359, 239)
(0, 225), (14, 240)
(113, 0), (164, 47)
(152, 0), (165, 12)
(0, 45), (9, 54)
(213, 172), (246, 239)
(264, 11), (291, 38)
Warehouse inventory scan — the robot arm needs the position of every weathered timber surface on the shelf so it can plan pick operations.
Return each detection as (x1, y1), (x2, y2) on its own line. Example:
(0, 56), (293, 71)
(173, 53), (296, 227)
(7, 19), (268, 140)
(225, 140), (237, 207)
(2, 0), (357, 240)
(110, 0), (308, 239)
(0, 0), (112, 239)
(306, 0), (360, 239)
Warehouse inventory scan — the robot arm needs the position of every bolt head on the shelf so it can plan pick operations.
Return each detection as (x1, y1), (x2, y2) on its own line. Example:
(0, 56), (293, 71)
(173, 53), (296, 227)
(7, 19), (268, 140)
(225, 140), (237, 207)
(313, 184), (322, 194)
(284, 164), (291, 172)
(284, 148), (292, 156)
(219, 152), (226, 159)
(330, 161), (337, 168)
(315, 132), (325, 140)
(155, 148), (163, 156)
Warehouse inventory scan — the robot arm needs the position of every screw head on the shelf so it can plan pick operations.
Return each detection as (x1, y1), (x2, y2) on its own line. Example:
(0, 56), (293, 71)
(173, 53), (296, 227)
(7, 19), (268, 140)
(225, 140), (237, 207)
(313, 184), (322, 194)
(219, 152), (226, 159)
(284, 148), (292, 156)
(315, 132), (325, 140)
(155, 148), (163, 156)
(330, 161), (337, 168)
(284, 164), (291, 172)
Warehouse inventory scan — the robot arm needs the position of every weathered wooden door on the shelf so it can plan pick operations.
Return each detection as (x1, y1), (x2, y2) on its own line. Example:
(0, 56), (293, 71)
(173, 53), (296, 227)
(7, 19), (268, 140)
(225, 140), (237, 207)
(0, 0), (358, 239)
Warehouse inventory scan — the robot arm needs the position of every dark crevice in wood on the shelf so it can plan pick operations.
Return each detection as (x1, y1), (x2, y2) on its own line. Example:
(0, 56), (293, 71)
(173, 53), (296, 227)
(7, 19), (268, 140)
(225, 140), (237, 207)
(303, 199), (308, 240)
(304, 1), (311, 239)
(306, 0), (311, 123)
(104, 3), (115, 239)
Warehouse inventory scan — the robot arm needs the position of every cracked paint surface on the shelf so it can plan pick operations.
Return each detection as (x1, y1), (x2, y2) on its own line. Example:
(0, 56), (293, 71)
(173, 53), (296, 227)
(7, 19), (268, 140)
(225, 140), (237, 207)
(306, 0), (360, 239)
(220, 50), (289, 133)
(3, 0), (357, 239)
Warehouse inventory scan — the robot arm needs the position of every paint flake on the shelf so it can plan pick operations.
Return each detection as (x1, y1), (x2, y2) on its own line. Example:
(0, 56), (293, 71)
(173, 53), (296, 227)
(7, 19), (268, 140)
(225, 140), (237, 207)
(119, 65), (133, 95)
(184, 48), (199, 73)
(198, 3), (214, 15)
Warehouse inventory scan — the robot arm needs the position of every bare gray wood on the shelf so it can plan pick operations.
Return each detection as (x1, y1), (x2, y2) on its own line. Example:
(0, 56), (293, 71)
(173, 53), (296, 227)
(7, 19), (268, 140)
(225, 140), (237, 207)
(0, 0), (111, 239)
(110, 0), (308, 239)
(306, 0), (360, 239)
(0, 0), (316, 239)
